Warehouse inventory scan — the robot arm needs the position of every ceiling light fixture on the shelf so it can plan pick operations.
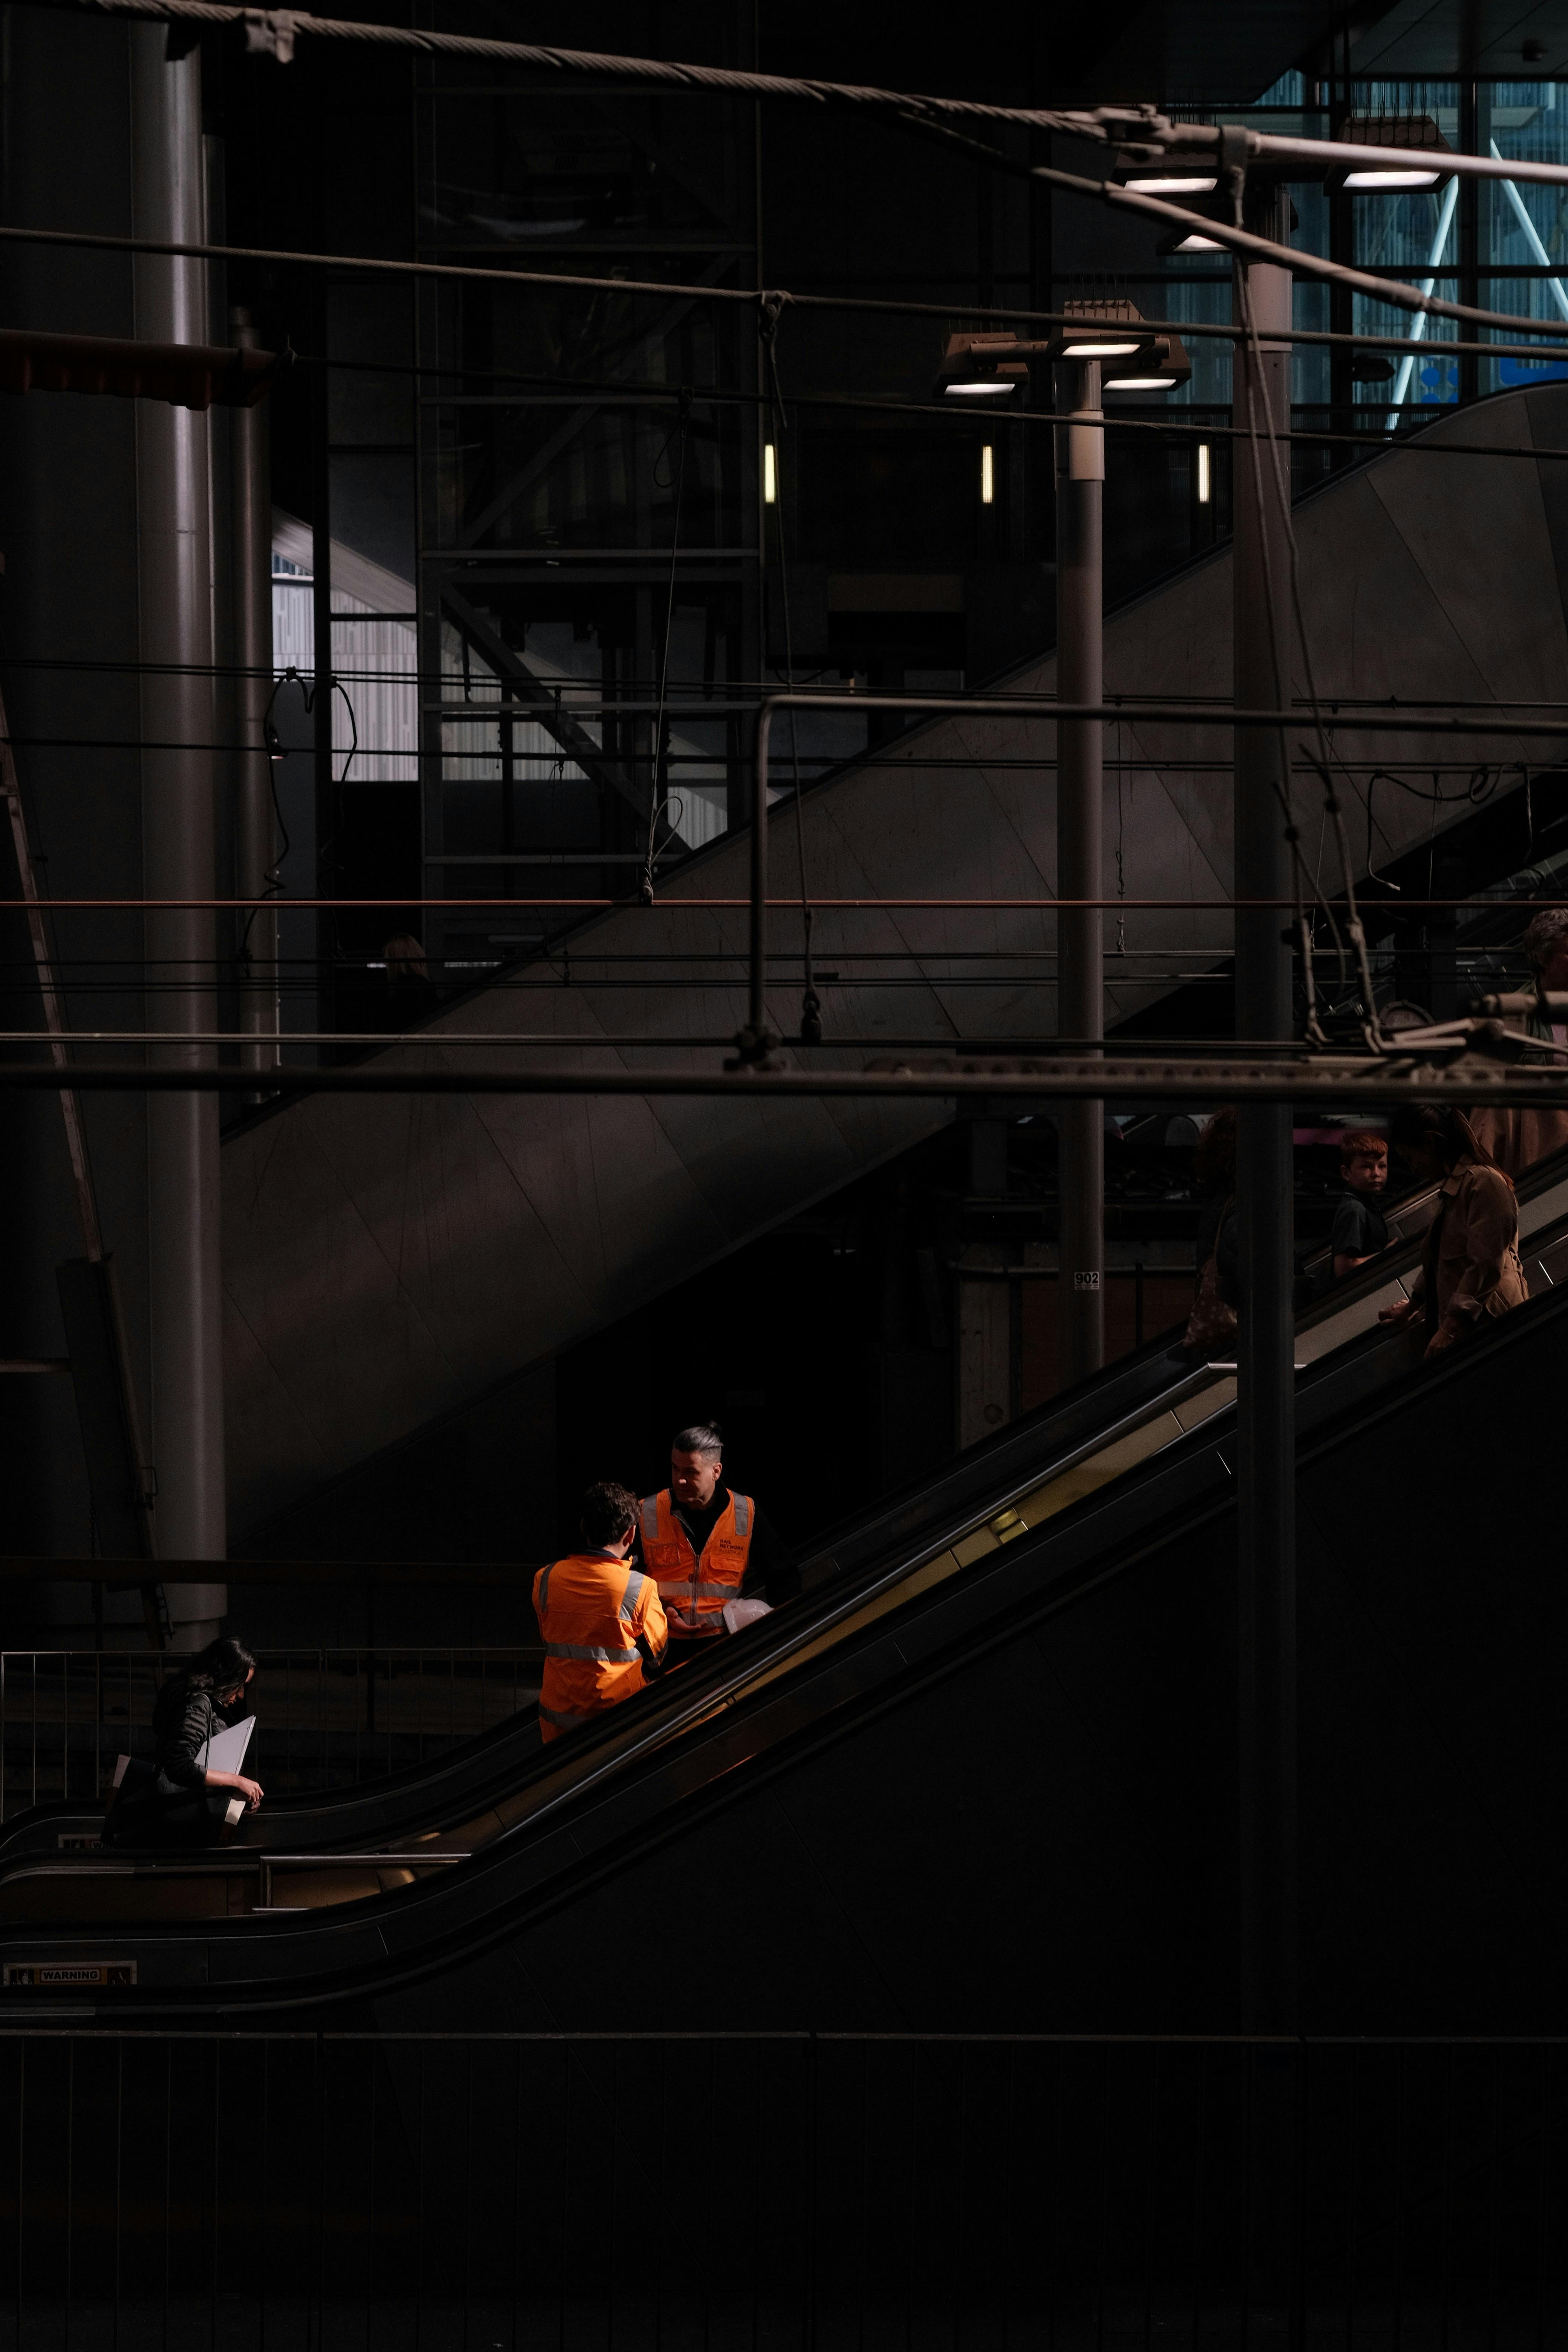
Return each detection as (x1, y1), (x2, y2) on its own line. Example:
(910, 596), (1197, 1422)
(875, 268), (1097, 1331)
(934, 329), (1029, 400)
(1044, 300), (1158, 367)
(1122, 173), (1219, 194)
(1326, 113), (1452, 195)
(1343, 167), (1442, 189)
(1104, 330), (1192, 395)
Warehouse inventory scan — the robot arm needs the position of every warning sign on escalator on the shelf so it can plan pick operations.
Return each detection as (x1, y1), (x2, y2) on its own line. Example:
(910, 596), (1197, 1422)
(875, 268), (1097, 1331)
(3, 1961), (136, 1989)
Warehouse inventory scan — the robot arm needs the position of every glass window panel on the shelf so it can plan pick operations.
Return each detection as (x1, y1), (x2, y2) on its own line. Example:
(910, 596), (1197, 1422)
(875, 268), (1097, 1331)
(1344, 85), (1463, 428)
(1292, 277), (1331, 408)
(1352, 178), (1458, 276)
(1484, 80), (1568, 262)
(1150, 279), (1231, 407)
(1481, 82), (1568, 390)
(1352, 289), (1459, 426)
(1481, 282), (1568, 394)
(1352, 78), (1460, 144)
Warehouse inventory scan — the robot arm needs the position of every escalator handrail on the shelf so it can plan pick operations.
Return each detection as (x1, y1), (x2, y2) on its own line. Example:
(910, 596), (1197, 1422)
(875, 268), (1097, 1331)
(9, 1142), (1566, 1877)
(4, 1256), (1563, 2002)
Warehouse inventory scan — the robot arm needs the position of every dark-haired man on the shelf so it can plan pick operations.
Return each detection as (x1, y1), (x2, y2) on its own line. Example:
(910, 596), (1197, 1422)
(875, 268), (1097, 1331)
(638, 1423), (797, 1668)
(532, 1481), (669, 1742)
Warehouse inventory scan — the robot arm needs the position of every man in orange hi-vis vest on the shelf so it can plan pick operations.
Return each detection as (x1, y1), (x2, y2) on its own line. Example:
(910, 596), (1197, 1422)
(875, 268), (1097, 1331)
(532, 1481), (669, 1743)
(637, 1422), (797, 1670)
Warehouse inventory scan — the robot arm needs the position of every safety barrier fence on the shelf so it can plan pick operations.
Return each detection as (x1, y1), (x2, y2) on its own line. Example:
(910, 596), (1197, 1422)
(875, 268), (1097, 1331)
(0, 2032), (1558, 2341)
(0, 1648), (542, 1821)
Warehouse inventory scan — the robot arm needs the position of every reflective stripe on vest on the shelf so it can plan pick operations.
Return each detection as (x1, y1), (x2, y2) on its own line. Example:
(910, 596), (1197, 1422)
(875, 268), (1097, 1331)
(535, 1554), (650, 1736)
(637, 1490), (753, 1633)
(539, 1701), (592, 1729)
(544, 1640), (641, 1664)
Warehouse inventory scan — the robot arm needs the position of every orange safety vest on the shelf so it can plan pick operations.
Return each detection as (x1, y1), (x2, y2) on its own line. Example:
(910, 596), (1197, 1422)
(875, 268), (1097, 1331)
(531, 1552), (668, 1743)
(637, 1489), (753, 1638)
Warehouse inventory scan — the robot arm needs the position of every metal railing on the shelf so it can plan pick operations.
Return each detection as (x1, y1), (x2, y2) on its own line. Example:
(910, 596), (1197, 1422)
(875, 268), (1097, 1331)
(0, 2033), (1558, 2338)
(0, 1647), (542, 1819)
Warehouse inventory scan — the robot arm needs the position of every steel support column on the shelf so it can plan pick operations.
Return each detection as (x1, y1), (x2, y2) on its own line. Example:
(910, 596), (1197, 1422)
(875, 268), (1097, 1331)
(131, 25), (225, 1635)
(1232, 192), (1298, 2029)
(231, 305), (278, 1084)
(1055, 357), (1104, 1386)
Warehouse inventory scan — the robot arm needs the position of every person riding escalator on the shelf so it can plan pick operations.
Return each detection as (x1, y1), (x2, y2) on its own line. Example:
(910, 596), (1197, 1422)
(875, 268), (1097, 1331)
(1380, 1107), (1528, 1360)
(102, 1638), (263, 1849)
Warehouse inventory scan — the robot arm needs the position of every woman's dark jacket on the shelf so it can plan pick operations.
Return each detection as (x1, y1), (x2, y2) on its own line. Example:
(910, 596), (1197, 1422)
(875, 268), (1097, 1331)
(147, 1679), (223, 1799)
(108, 1678), (226, 1842)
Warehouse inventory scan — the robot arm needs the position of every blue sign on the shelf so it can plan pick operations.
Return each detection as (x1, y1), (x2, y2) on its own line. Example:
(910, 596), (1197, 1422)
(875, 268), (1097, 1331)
(1500, 354), (1568, 384)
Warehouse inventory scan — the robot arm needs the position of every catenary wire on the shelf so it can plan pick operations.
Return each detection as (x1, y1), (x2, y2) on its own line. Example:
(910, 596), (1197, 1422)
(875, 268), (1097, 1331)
(37, 0), (1568, 202)
(295, 350), (1568, 466)
(9, 162), (1568, 350)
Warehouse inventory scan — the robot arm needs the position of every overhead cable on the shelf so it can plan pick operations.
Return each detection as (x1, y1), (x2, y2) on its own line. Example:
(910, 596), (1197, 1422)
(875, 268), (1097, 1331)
(300, 350), (1568, 465)
(38, 0), (1568, 197)
(4, 1053), (1568, 1107)
(20, 2), (1568, 345)
(2, 894), (1547, 912)
(8, 169), (1568, 349)
(34, 0), (1126, 139)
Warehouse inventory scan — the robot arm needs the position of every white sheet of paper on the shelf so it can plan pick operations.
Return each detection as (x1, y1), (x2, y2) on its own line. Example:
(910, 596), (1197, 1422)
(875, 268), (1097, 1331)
(198, 1715), (255, 1777)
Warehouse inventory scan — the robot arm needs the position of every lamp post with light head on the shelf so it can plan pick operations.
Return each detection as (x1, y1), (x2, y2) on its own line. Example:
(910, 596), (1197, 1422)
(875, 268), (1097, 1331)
(935, 306), (1188, 1386)
(1219, 123), (1447, 2034)
(1124, 119), (1453, 2035)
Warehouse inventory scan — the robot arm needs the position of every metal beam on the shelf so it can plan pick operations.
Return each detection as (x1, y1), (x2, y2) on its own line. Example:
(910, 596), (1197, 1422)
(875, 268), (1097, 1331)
(131, 22), (225, 1640)
(0, 692), (104, 1259)
(1, 1049), (1564, 1102)
(452, 255), (732, 550)
(1232, 187), (1298, 2034)
(231, 305), (278, 1083)
(1055, 354), (1105, 1387)
(441, 583), (645, 818)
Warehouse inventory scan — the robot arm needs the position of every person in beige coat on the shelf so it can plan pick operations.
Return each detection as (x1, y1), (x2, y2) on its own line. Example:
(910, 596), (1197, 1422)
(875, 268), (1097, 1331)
(1379, 1107), (1528, 1360)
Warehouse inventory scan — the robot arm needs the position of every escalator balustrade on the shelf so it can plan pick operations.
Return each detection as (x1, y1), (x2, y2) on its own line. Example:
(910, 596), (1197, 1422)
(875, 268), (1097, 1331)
(6, 1144), (1568, 1948)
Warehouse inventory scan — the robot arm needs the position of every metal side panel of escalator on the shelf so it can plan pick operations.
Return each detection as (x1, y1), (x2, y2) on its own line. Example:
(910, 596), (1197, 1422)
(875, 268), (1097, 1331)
(8, 1138), (1568, 1891)
(1, 1264), (1566, 2030)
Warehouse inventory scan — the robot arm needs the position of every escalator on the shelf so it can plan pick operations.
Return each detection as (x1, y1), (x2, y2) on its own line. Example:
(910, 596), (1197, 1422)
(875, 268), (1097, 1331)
(0, 1138), (1502, 1876)
(3, 1147), (1568, 2028)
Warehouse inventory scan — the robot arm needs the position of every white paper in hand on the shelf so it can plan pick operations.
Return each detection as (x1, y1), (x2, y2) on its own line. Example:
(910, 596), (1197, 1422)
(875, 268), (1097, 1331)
(198, 1715), (256, 1777)
(722, 1598), (772, 1634)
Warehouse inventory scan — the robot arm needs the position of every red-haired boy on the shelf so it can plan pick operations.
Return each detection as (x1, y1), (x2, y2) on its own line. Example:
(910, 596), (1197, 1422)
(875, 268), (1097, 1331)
(1332, 1130), (1389, 1280)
